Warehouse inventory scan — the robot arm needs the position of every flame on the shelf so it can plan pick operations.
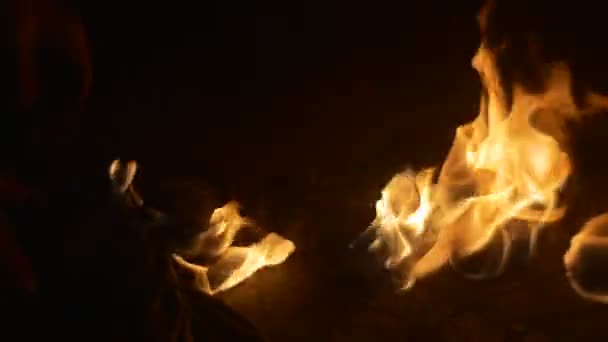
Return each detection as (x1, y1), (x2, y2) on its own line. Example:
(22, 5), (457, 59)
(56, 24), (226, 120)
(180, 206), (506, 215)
(174, 202), (295, 295)
(109, 159), (138, 194)
(108, 159), (295, 295)
(366, 38), (577, 289)
(564, 213), (608, 304)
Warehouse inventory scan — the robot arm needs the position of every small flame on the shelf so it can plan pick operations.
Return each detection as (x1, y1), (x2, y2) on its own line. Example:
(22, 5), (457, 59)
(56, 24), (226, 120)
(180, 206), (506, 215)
(366, 1), (608, 291)
(174, 202), (295, 295)
(365, 12), (586, 289)
(565, 213), (608, 304)
(109, 159), (138, 194)
(108, 159), (295, 295)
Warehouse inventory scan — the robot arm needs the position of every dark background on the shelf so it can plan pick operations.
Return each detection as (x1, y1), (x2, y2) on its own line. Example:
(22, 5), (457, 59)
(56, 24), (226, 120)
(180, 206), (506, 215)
(17, 0), (608, 340)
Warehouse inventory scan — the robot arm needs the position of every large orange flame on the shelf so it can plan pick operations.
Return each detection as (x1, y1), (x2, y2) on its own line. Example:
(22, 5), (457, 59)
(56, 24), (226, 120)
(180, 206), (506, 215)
(365, 36), (587, 290)
(565, 213), (608, 303)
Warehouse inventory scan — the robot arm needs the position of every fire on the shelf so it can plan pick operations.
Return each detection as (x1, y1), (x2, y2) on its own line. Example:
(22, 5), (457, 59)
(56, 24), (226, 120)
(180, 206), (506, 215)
(366, 1), (608, 293)
(109, 160), (295, 295)
(366, 25), (579, 290)
(565, 213), (608, 304)
(173, 202), (295, 295)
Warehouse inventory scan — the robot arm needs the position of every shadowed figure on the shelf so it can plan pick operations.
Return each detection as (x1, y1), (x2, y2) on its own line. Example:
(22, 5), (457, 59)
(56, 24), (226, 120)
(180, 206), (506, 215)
(0, 0), (264, 340)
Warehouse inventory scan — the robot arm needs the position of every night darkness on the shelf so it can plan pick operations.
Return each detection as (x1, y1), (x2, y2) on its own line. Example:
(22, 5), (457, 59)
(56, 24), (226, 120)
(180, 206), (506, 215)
(5, 0), (608, 341)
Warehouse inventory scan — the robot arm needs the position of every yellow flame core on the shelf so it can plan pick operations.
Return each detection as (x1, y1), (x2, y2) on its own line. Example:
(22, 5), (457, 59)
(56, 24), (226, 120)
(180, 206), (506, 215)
(174, 202), (295, 295)
(368, 44), (575, 289)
